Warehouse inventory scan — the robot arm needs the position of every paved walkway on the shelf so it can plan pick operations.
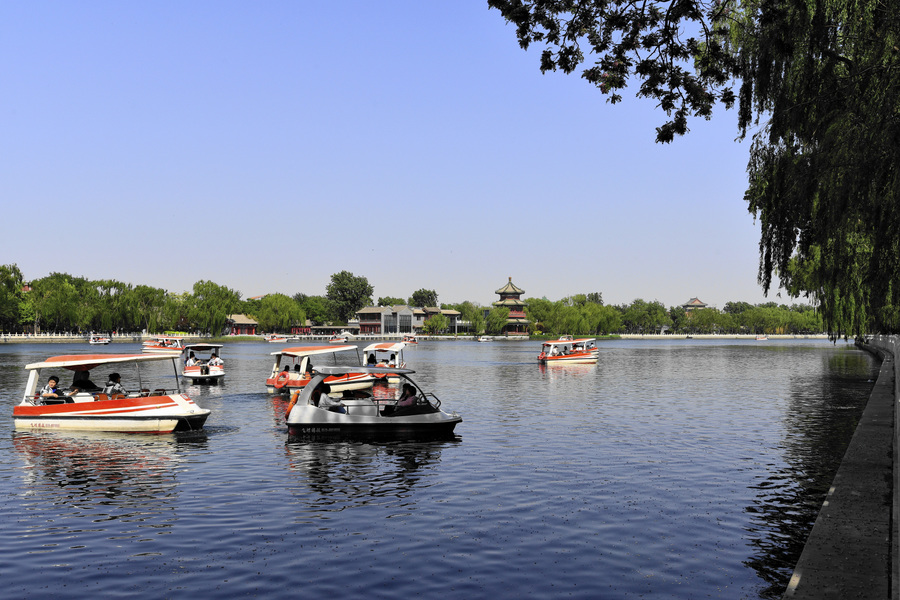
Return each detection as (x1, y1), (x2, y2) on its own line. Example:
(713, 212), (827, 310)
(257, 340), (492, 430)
(783, 341), (895, 599)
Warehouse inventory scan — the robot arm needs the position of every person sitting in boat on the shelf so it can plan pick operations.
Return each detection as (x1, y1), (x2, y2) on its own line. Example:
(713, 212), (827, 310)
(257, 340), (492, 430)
(367, 354), (377, 366)
(185, 352), (199, 367)
(311, 384), (345, 413)
(208, 353), (223, 367)
(397, 384), (417, 407)
(388, 384), (421, 416)
(39, 375), (68, 401)
(103, 373), (127, 397)
(290, 364), (304, 380)
(389, 354), (397, 367)
(549, 346), (559, 356)
(70, 370), (100, 393)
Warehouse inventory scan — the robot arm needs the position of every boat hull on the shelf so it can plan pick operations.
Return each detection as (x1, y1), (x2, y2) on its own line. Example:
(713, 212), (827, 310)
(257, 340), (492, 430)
(286, 403), (460, 438)
(183, 365), (225, 383)
(539, 353), (598, 365)
(142, 347), (182, 355)
(13, 394), (210, 433)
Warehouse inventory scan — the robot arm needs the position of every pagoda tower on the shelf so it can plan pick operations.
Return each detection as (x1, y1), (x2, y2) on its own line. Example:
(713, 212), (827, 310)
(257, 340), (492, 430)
(493, 277), (528, 335)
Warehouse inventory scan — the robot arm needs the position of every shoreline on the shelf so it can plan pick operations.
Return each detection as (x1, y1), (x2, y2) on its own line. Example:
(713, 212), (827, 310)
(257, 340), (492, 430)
(0, 333), (833, 344)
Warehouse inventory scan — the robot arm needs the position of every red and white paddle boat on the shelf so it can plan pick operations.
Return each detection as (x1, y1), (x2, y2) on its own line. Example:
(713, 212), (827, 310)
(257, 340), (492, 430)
(362, 342), (407, 384)
(402, 334), (418, 345)
(265, 334), (290, 343)
(537, 337), (599, 364)
(182, 343), (225, 384)
(266, 345), (375, 395)
(13, 353), (211, 433)
(328, 333), (350, 344)
(142, 336), (185, 355)
(88, 334), (111, 345)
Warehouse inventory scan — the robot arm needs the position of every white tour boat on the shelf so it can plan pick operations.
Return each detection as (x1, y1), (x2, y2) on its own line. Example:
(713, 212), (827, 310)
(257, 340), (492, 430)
(362, 342), (407, 383)
(265, 334), (290, 343)
(266, 345), (374, 394)
(182, 343), (225, 384)
(142, 336), (186, 355)
(284, 366), (461, 438)
(88, 334), (111, 345)
(402, 334), (418, 345)
(538, 337), (599, 364)
(14, 353), (211, 433)
(328, 333), (350, 344)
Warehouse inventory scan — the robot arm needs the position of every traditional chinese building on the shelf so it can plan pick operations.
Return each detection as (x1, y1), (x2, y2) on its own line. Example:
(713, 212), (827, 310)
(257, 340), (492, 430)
(493, 277), (528, 335)
(681, 298), (708, 313)
(224, 314), (258, 336)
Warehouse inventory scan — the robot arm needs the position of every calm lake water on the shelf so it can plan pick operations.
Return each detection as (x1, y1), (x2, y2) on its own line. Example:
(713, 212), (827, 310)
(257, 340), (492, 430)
(0, 338), (878, 599)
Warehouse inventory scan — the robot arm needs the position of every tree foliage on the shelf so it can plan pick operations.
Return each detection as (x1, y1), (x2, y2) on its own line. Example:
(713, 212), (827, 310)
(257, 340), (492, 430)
(377, 296), (405, 307)
(191, 280), (242, 334)
(253, 293), (304, 332)
(326, 271), (374, 324)
(409, 289), (439, 308)
(489, 0), (900, 337)
(294, 294), (334, 325)
(423, 312), (450, 334)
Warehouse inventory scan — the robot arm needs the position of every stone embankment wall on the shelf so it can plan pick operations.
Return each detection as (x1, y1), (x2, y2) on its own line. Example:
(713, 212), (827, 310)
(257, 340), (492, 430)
(783, 335), (897, 599)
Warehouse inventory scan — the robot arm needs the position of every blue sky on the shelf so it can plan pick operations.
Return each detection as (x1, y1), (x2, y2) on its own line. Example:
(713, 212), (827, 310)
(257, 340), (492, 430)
(0, 2), (783, 309)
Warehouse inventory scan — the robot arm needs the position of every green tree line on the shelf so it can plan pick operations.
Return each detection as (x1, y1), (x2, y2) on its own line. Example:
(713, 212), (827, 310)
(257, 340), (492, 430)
(0, 264), (821, 336)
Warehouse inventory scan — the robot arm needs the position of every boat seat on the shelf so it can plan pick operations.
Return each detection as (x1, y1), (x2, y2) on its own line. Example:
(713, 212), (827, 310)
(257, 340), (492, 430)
(111, 394), (125, 400)
(151, 389), (166, 396)
(94, 393), (109, 402)
(140, 389), (150, 396)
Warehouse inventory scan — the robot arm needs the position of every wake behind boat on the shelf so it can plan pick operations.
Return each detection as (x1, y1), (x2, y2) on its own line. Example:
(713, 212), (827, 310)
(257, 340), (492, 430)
(285, 366), (461, 438)
(14, 353), (210, 433)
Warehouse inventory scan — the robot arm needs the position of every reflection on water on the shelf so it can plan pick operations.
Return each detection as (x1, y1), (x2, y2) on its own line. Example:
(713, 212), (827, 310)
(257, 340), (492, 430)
(284, 438), (458, 518)
(744, 350), (877, 598)
(0, 339), (880, 598)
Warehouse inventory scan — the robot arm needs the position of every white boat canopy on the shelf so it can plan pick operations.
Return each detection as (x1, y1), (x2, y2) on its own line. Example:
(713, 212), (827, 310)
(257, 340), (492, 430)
(183, 343), (224, 352)
(541, 338), (596, 348)
(26, 353), (182, 371)
(362, 342), (406, 354)
(271, 345), (358, 358)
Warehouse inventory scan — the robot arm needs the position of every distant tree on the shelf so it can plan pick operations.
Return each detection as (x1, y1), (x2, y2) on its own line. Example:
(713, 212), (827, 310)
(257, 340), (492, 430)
(423, 313), (449, 335)
(162, 292), (192, 331)
(0, 264), (24, 332)
(131, 285), (167, 333)
(586, 292), (603, 305)
(485, 307), (510, 335)
(29, 273), (81, 332)
(377, 296), (405, 307)
(456, 301), (485, 335)
(723, 301), (753, 315)
(190, 280), (242, 334)
(326, 271), (373, 323)
(295, 294), (334, 325)
(669, 306), (688, 333)
(409, 289), (439, 308)
(254, 293), (304, 332)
